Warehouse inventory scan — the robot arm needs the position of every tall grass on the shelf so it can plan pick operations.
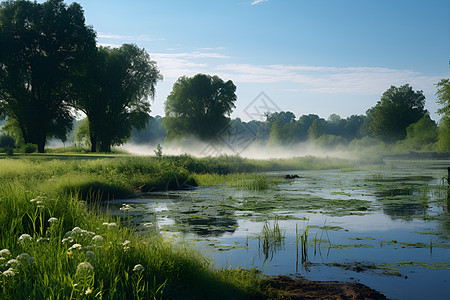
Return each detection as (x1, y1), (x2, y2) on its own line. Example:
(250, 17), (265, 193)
(258, 219), (285, 262)
(0, 153), (358, 298)
(0, 179), (264, 299)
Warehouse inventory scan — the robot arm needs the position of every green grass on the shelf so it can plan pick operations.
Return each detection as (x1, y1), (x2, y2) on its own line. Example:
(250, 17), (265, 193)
(0, 180), (265, 299)
(258, 219), (285, 262)
(0, 153), (358, 298)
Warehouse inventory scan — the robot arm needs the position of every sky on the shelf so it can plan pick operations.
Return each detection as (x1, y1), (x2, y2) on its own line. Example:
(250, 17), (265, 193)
(61, 0), (450, 122)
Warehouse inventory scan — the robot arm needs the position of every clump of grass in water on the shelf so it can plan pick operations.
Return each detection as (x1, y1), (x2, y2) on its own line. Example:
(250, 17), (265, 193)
(234, 175), (279, 191)
(258, 218), (285, 262)
(296, 224), (309, 270)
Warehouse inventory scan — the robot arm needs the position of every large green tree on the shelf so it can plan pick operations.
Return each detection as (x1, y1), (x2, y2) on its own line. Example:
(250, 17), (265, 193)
(0, 0), (96, 152)
(72, 44), (162, 152)
(163, 74), (237, 142)
(435, 78), (450, 152)
(369, 84), (427, 143)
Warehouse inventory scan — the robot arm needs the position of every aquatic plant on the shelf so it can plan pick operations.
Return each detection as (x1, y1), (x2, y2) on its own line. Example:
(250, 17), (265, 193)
(296, 224), (309, 268)
(258, 218), (285, 262)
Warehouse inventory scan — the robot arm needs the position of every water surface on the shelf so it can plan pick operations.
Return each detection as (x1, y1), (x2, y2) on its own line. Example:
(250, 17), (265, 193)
(106, 159), (450, 299)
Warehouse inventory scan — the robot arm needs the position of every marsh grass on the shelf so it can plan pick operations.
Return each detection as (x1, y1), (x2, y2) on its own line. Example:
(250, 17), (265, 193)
(0, 153), (357, 298)
(258, 218), (285, 262)
(296, 224), (309, 268)
(0, 180), (265, 299)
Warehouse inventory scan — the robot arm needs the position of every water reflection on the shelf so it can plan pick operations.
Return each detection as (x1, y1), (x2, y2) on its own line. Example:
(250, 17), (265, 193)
(382, 203), (425, 220)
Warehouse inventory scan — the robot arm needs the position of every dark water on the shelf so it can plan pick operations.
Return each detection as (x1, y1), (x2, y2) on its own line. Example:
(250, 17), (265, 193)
(106, 159), (450, 300)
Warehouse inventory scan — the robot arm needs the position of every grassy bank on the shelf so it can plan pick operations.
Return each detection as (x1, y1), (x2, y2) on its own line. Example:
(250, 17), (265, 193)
(0, 154), (354, 299)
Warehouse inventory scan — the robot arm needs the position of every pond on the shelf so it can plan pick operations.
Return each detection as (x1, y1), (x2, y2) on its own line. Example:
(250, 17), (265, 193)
(106, 159), (450, 299)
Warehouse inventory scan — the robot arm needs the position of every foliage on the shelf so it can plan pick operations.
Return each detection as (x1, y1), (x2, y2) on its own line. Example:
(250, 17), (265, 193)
(73, 118), (91, 148)
(21, 143), (38, 154)
(308, 119), (326, 140)
(154, 143), (163, 157)
(313, 134), (348, 149)
(369, 84), (427, 143)
(0, 0), (96, 152)
(130, 115), (166, 145)
(436, 79), (450, 116)
(0, 134), (14, 148)
(404, 114), (438, 148)
(72, 44), (162, 152)
(435, 78), (450, 153)
(164, 74), (237, 142)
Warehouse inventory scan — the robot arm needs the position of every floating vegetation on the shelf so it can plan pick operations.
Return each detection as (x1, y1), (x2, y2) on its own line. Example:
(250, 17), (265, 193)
(327, 244), (375, 250)
(395, 261), (450, 270)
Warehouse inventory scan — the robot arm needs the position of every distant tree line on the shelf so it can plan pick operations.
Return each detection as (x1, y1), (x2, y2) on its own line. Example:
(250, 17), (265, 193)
(127, 81), (450, 154)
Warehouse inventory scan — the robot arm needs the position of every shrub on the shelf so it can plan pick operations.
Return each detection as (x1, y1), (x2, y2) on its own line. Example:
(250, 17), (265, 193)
(0, 134), (15, 148)
(21, 143), (38, 153)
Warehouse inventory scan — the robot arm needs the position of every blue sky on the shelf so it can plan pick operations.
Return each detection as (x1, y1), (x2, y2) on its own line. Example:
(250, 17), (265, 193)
(64, 0), (449, 121)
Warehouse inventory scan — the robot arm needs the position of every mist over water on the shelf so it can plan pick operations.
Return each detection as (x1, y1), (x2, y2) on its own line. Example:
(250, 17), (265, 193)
(121, 141), (355, 160)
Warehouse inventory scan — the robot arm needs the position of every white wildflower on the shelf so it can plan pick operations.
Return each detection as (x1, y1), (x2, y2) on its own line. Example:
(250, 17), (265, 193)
(48, 217), (58, 224)
(2, 268), (15, 277)
(0, 249), (11, 258)
(92, 235), (104, 244)
(7, 259), (20, 267)
(37, 237), (50, 243)
(18, 233), (32, 245)
(133, 264), (145, 273)
(72, 227), (83, 233)
(76, 262), (94, 276)
(62, 237), (74, 244)
(69, 243), (82, 251)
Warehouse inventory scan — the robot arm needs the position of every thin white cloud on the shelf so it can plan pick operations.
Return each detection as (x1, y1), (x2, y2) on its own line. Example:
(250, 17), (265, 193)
(150, 51), (232, 79)
(97, 42), (122, 48)
(98, 33), (165, 42)
(214, 63), (442, 95)
(251, 0), (269, 5)
(148, 50), (444, 98)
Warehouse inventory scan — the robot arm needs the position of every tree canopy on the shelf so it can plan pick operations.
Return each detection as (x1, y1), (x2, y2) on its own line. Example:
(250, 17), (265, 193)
(163, 74), (237, 142)
(72, 44), (162, 152)
(0, 0), (96, 152)
(436, 78), (450, 152)
(369, 84), (427, 143)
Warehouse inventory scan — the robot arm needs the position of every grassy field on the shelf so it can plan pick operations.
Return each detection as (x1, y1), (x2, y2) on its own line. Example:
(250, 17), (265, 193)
(0, 153), (354, 299)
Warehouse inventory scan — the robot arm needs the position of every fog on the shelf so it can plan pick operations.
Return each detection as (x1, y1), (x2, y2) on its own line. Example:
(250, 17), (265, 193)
(121, 140), (355, 160)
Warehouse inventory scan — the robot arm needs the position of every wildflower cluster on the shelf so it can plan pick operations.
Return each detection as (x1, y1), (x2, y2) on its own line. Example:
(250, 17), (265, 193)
(29, 195), (46, 209)
(0, 246), (35, 283)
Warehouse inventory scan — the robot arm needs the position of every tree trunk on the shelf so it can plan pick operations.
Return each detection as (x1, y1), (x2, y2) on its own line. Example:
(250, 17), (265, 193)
(99, 142), (111, 153)
(89, 126), (97, 152)
(37, 140), (45, 153)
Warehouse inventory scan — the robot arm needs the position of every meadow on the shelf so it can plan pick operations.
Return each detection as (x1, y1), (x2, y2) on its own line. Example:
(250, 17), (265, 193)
(0, 153), (355, 299)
